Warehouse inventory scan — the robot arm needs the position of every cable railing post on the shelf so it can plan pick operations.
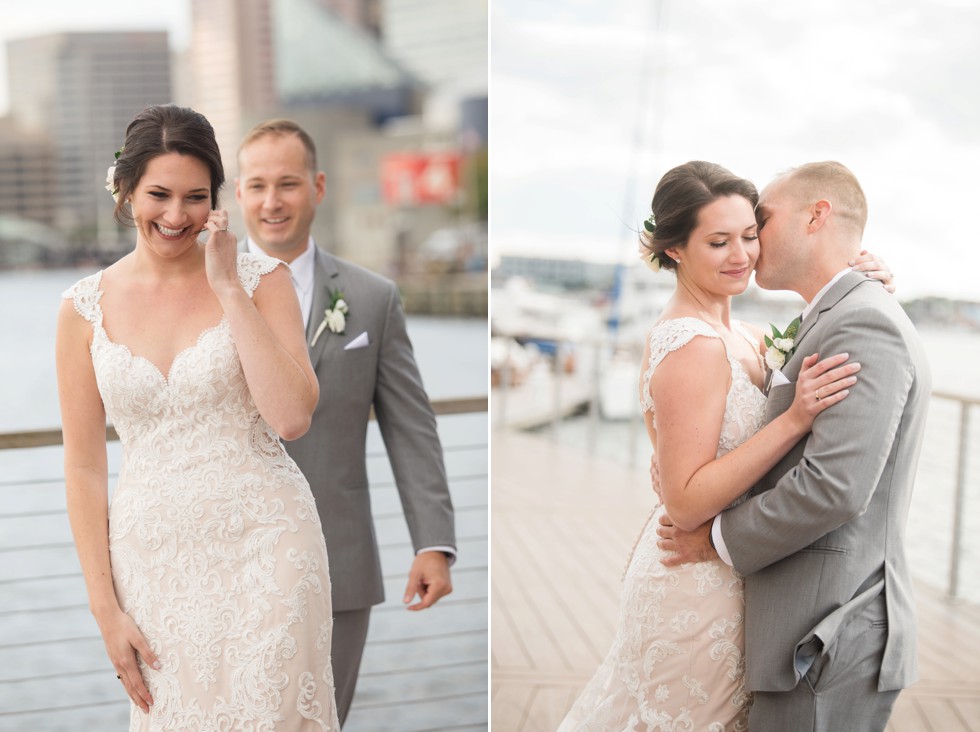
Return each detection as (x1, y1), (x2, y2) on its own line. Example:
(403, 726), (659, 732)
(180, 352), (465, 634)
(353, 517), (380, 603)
(627, 342), (641, 470)
(552, 341), (564, 437)
(496, 360), (509, 430)
(949, 400), (970, 599)
(588, 338), (602, 455)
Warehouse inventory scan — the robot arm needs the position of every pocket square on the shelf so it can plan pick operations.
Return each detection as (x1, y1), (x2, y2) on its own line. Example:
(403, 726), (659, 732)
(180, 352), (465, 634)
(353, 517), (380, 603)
(344, 331), (370, 350)
(770, 369), (791, 387)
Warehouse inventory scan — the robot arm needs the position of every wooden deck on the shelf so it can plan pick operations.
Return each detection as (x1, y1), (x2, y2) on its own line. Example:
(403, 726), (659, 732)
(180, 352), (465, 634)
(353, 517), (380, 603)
(0, 411), (488, 731)
(491, 429), (980, 731)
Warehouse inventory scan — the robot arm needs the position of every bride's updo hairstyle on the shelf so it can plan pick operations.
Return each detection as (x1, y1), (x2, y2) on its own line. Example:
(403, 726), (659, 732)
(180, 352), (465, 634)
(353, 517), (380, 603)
(640, 161), (758, 272)
(111, 104), (225, 226)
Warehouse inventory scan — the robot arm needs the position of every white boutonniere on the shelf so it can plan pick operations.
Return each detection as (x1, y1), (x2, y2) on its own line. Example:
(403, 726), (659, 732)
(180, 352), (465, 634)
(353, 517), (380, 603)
(311, 289), (349, 347)
(764, 316), (801, 370)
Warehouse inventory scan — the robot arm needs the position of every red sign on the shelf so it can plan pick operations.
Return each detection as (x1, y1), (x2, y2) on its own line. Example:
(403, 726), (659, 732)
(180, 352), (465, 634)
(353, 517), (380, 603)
(381, 153), (460, 205)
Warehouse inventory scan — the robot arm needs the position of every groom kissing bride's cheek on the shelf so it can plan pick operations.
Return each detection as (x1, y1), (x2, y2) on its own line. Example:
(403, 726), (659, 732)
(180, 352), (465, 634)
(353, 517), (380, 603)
(559, 161), (927, 732)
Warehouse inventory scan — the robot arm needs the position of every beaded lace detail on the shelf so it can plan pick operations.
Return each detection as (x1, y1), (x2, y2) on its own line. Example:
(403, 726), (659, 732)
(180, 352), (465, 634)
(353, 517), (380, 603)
(62, 252), (339, 731)
(640, 317), (766, 461)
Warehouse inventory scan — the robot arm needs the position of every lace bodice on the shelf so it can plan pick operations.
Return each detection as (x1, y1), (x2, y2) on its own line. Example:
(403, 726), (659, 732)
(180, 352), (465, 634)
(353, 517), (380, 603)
(62, 252), (339, 730)
(64, 253), (281, 452)
(640, 317), (767, 459)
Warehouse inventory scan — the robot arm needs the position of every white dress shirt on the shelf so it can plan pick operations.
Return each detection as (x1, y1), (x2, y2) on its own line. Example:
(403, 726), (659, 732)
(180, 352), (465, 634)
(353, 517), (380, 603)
(711, 267), (854, 566)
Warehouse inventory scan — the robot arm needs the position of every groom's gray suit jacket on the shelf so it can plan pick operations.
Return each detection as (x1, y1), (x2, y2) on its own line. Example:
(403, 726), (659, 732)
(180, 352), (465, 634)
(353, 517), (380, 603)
(721, 271), (930, 693)
(269, 246), (456, 612)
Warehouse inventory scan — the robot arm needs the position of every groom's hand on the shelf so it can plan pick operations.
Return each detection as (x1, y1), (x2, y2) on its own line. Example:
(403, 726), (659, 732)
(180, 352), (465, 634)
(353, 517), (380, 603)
(656, 514), (716, 567)
(403, 551), (453, 611)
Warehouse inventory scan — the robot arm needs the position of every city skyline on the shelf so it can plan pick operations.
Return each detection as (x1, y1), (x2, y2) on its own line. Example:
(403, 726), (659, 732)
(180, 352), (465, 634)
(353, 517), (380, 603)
(0, 1), (190, 115)
(0, 0), (488, 276)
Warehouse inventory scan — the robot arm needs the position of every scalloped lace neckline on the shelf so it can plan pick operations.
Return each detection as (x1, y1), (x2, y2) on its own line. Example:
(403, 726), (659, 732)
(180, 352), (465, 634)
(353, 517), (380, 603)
(92, 271), (229, 385)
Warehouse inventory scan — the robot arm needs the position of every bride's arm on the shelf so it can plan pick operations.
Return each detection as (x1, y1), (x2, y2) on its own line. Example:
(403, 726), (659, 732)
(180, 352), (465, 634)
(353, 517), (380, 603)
(652, 339), (857, 532)
(56, 300), (159, 712)
(204, 218), (318, 441)
(651, 336), (729, 528)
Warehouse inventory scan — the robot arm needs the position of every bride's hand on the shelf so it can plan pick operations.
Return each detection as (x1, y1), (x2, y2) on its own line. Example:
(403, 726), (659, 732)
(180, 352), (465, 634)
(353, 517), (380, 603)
(203, 209), (240, 299)
(95, 607), (161, 712)
(786, 352), (861, 432)
(850, 249), (895, 293)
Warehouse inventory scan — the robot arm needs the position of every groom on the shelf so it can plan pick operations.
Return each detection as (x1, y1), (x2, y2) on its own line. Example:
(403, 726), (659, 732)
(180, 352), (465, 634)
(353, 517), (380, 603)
(235, 119), (457, 725)
(659, 162), (930, 731)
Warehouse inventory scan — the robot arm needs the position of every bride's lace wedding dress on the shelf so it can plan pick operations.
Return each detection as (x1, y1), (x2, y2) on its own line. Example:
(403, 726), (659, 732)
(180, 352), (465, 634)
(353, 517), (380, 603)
(64, 253), (339, 731)
(558, 317), (767, 732)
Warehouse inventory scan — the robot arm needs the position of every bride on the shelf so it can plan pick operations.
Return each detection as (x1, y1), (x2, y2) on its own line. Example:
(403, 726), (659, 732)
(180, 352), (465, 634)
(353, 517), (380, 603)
(557, 161), (892, 731)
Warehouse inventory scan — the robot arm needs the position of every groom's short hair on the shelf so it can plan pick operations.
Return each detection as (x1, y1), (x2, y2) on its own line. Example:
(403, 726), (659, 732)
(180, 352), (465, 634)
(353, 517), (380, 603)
(238, 119), (318, 173)
(783, 161), (868, 238)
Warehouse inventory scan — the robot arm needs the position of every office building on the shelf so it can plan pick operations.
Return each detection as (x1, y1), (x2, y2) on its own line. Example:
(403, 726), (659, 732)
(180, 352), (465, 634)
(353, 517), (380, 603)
(6, 32), (171, 245)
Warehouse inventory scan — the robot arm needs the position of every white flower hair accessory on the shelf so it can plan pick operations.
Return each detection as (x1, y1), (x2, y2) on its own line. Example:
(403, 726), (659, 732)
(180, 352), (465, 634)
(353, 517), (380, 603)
(640, 249), (661, 273)
(310, 289), (349, 346)
(639, 213), (661, 272)
(105, 147), (123, 203)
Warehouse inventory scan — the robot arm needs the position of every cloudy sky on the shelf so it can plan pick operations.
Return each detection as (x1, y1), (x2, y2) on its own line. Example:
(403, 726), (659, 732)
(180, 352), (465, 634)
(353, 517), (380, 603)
(492, 0), (980, 300)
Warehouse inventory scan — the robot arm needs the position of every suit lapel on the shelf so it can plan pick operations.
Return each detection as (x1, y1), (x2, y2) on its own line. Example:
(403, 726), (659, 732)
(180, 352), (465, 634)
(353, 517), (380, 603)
(791, 271), (868, 357)
(307, 248), (342, 366)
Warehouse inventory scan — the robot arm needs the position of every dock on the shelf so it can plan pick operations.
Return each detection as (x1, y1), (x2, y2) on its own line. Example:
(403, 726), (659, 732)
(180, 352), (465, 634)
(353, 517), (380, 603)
(491, 377), (593, 431)
(0, 402), (488, 731)
(491, 428), (980, 731)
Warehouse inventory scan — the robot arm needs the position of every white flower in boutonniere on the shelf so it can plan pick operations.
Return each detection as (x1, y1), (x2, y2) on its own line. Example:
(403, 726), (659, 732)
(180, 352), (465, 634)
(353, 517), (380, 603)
(764, 316), (801, 370)
(310, 289), (349, 347)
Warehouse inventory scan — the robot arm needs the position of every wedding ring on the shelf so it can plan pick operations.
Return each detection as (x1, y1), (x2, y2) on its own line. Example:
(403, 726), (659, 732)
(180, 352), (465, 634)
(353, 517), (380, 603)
(116, 674), (122, 680)
(816, 388), (822, 401)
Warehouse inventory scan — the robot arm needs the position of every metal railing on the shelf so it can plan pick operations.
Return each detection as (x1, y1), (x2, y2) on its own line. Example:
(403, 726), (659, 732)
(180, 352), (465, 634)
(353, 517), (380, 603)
(0, 396), (489, 450)
(933, 390), (980, 599)
(0, 396), (488, 730)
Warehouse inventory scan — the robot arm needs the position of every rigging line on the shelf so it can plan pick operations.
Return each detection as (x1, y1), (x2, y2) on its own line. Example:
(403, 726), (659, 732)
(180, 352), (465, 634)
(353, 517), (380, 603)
(619, 0), (667, 251)
(609, 0), (668, 337)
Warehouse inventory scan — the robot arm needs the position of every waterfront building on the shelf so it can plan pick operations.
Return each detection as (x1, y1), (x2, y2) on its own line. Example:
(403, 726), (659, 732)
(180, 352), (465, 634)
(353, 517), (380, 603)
(189, 0), (278, 176)
(187, 0), (481, 275)
(494, 256), (619, 292)
(379, 0), (487, 95)
(6, 32), (171, 250)
(0, 117), (56, 228)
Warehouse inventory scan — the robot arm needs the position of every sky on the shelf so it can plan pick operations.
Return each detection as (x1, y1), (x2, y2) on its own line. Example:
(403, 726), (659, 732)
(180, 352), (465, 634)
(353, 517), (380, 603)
(492, 0), (980, 301)
(0, 0), (190, 115)
(4, 1), (979, 300)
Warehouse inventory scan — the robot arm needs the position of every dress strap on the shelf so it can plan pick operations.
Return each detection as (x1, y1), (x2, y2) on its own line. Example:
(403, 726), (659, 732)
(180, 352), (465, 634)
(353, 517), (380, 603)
(639, 317), (721, 413)
(62, 271), (104, 327)
(733, 320), (764, 372)
(236, 252), (285, 298)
